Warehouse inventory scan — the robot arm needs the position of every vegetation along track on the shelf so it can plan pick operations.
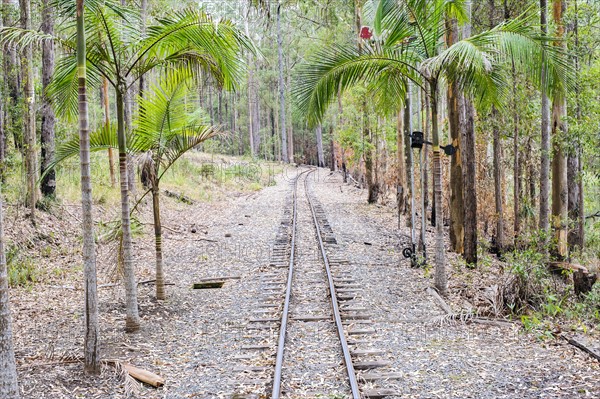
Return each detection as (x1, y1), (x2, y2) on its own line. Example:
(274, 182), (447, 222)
(234, 168), (397, 398)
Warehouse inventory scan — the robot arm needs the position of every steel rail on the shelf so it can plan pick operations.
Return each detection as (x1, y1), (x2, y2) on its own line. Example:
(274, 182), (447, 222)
(303, 169), (361, 399)
(271, 168), (311, 399)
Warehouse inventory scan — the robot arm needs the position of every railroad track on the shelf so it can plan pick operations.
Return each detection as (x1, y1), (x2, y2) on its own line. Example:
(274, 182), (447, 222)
(234, 168), (397, 399)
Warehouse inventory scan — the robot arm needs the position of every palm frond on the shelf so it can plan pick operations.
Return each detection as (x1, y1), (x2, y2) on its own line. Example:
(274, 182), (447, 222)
(159, 126), (218, 177)
(295, 44), (421, 126)
(423, 10), (573, 107)
(132, 9), (253, 90)
(46, 54), (104, 121)
(42, 125), (119, 181)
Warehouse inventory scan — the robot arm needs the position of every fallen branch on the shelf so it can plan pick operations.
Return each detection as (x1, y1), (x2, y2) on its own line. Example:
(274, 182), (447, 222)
(426, 287), (454, 315)
(196, 275), (241, 282)
(561, 335), (600, 362)
(138, 279), (175, 286)
(426, 287), (514, 328)
(585, 211), (600, 219)
(163, 189), (194, 205)
(121, 363), (165, 388)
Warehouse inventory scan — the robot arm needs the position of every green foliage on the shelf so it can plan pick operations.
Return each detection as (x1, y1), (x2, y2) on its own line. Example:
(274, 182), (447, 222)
(6, 245), (38, 287)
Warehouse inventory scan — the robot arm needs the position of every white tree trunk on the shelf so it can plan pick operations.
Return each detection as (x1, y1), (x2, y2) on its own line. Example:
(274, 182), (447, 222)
(0, 184), (19, 398)
(315, 124), (325, 167)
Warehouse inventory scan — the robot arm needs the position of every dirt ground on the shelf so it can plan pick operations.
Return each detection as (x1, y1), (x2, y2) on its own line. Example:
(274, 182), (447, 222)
(7, 165), (600, 398)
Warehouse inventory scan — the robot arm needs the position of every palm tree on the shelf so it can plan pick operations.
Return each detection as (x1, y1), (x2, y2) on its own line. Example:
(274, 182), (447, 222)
(49, 72), (218, 301)
(76, 0), (100, 374)
(295, 0), (570, 296)
(1, 0), (251, 331)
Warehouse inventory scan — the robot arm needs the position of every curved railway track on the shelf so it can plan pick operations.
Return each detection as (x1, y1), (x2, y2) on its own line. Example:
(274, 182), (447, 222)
(235, 167), (397, 399)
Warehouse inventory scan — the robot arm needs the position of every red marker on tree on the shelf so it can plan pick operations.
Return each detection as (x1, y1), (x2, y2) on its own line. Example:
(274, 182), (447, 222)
(360, 26), (372, 39)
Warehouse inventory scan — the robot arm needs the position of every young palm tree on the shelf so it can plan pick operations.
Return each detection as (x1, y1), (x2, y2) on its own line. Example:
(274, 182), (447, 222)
(295, 0), (570, 296)
(49, 72), (218, 301)
(76, 0), (100, 373)
(1, 0), (251, 331)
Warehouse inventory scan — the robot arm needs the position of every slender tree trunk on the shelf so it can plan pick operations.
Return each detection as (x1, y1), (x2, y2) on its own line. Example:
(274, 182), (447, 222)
(491, 2), (505, 251)
(77, 0), (100, 373)
(430, 81), (447, 296)
(492, 107), (505, 251)
(462, 0), (477, 265)
(207, 85), (214, 125)
(551, 0), (568, 259)
(463, 101), (477, 265)
(253, 76), (261, 154)
(0, 184), (19, 397)
(396, 108), (405, 227)
(40, 0), (56, 197)
(218, 90), (223, 126)
(315, 124), (325, 167)
(20, 0), (38, 213)
(139, 0), (148, 97)
(423, 89), (430, 215)
(447, 18), (464, 255)
(270, 107), (276, 160)
(337, 88), (347, 183)
(116, 89), (140, 332)
(0, 7), (3, 171)
(152, 187), (165, 300)
(286, 57), (294, 163)
(513, 74), (520, 241)
(539, 0), (550, 236)
(568, 0), (584, 250)
(277, 2), (288, 163)
(364, 127), (378, 203)
(102, 79), (116, 187)
(3, 0), (21, 155)
(330, 128), (335, 171)
(404, 90), (413, 220)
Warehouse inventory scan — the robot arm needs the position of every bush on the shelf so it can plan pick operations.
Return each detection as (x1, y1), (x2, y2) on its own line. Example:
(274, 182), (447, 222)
(6, 245), (38, 287)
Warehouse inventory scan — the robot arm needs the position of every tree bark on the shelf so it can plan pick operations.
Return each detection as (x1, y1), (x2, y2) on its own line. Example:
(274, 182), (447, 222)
(551, 0), (568, 259)
(77, 0), (100, 374)
(315, 124), (325, 167)
(20, 0), (38, 213)
(513, 80), (520, 241)
(461, 0), (477, 265)
(463, 101), (477, 265)
(139, 0), (148, 98)
(277, 2), (288, 163)
(3, 0), (21, 155)
(492, 107), (505, 251)
(0, 185), (19, 398)
(568, 0), (584, 250)
(116, 88), (141, 332)
(396, 108), (405, 227)
(430, 80), (447, 296)
(539, 0), (551, 236)
(404, 89), (413, 221)
(152, 187), (165, 300)
(102, 78), (116, 187)
(40, 0), (56, 197)
(446, 18), (464, 255)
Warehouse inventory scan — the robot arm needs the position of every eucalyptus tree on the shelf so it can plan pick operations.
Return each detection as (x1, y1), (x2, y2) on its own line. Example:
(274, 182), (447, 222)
(51, 73), (218, 300)
(19, 0), (38, 215)
(295, 0), (570, 295)
(40, 0), (56, 197)
(1, 0), (251, 331)
(0, 184), (19, 398)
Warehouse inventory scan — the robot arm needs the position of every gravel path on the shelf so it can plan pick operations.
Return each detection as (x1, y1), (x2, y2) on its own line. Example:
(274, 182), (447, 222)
(311, 168), (600, 399)
(279, 171), (349, 398)
(12, 165), (599, 399)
